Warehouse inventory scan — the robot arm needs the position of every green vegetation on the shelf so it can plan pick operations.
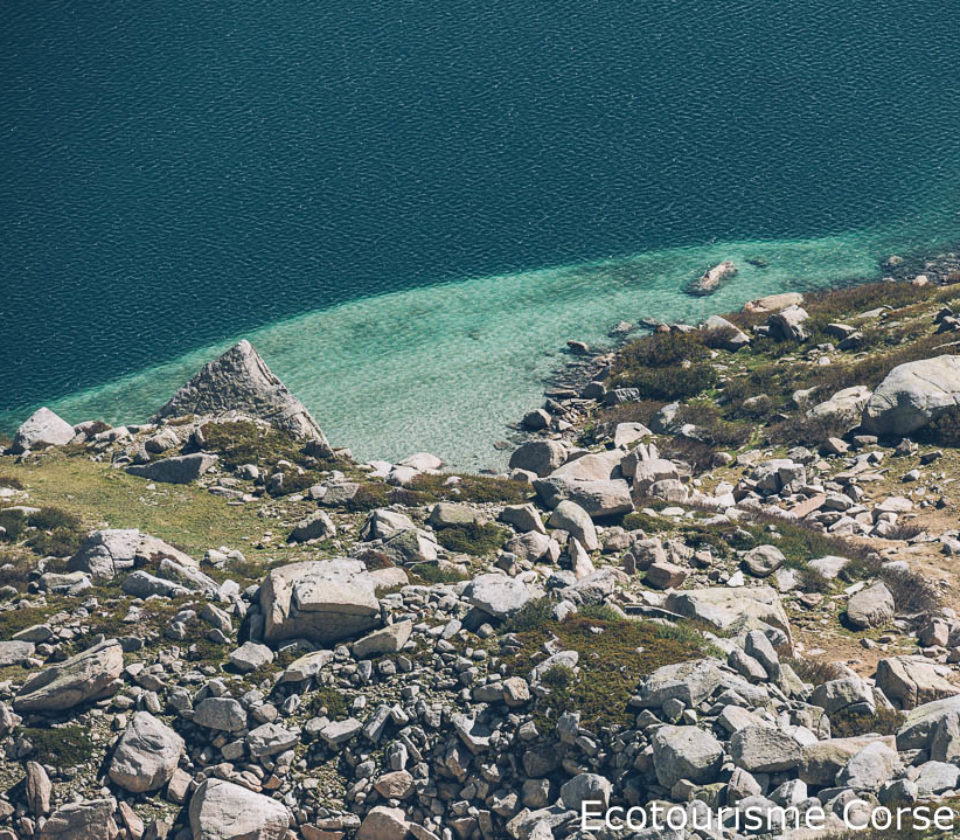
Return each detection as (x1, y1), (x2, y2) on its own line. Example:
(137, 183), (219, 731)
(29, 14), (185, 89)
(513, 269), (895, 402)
(919, 405), (960, 447)
(0, 509), (26, 542)
(0, 451), (267, 558)
(621, 510), (668, 534)
(584, 401), (666, 443)
(0, 474), (24, 490)
(408, 562), (470, 585)
(609, 331), (718, 400)
(22, 724), (97, 766)
(198, 420), (351, 497)
(267, 466), (321, 497)
(615, 364), (718, 401)
(0, 505), (86, 557)
(342, 483), (392, 512)
(24, 506), (85, 556)
(674, 402), (753, 448)
(783, 657), (847, 686)
(0, 548), (61, 590)
(304, 685), (349, 720)
(501, 601), (714, 730)
(407, 473), (532, 505)
(435, 522), (509, 556)
(0, 604), (62, 637)
(841, 556), (944, 614)
(747, 514), (874, 571)
(586, 279), (960, 456)
(345, 472), (531, 513)
(199, 420), (306, 470)
(613, 330), (710, 370)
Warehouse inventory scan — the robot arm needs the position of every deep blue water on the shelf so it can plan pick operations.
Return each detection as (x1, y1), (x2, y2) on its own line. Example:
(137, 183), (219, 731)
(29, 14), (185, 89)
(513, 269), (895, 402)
(2, 0), (960, 427)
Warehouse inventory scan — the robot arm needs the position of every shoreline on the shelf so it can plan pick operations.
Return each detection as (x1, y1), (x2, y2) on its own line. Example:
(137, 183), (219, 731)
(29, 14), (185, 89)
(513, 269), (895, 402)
(514, 242), (960, 455)
(5, 235), (960, 470)
(8, 250), (960, 836)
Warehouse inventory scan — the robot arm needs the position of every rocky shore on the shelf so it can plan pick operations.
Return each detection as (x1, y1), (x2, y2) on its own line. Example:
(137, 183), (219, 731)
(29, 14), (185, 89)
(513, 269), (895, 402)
(6, 252), (960, 839)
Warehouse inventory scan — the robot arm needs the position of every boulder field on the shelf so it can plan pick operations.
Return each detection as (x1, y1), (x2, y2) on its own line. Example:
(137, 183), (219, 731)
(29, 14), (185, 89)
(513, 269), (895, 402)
(6, 271), (960, 838)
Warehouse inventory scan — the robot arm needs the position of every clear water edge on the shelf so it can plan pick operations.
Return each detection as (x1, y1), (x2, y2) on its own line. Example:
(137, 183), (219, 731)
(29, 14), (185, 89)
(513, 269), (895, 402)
(5, 212), (958, 471)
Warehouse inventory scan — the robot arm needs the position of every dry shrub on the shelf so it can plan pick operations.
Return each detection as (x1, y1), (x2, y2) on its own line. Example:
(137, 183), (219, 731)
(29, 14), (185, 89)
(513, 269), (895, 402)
(784, 656), (847, 686)
(766, 413), (853, 447)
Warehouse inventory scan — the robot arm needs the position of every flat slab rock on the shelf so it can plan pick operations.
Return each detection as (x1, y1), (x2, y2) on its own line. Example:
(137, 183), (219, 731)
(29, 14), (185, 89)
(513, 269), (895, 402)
(664, 585), (792, 643)
(126, 452), (219, 485)
(0, 640), (35, 666)
(876, 656), (960, 709)
(462, 574), (542, 619)
(14, 638), (123, 713)
(260, 558), (381, 645)
(37, 798), (120, 840)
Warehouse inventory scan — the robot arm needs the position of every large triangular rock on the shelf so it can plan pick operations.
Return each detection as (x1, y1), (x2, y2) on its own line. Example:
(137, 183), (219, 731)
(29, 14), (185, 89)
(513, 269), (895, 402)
(11, 407), (76, 454)
(155, 340), (330, 452)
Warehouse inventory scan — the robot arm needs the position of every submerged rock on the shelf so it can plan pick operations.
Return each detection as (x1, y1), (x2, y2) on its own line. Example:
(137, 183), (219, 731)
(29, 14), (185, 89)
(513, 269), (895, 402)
(689, 261), (737, 296)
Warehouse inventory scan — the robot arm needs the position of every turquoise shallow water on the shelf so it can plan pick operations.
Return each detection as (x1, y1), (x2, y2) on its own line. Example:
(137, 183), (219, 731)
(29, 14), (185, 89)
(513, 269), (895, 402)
(13, 214), (959, 470)
(3, 1), (960, 464)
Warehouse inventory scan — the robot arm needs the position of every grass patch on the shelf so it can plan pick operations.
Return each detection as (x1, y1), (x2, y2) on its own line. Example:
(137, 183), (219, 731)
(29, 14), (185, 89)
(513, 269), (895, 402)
(408, 562), (470, 585)
(0, 549), (41, 590)
(622, 510), (668, 534)
(672, 403), (753, 449)
(25, 506), (86, 557)
(612, 364), (718, 401)
(501, 603), (714, 730)
(585, 402), (667, 444)
(766, 412), (855, 447)
(783, 657), (848, 686)
(841, 556), (943, 614)
(304, 686), (349, 720)
(0, 474), (24, 490)
(0, 509), (26, 542)
(0, 451), (268, 558)
(0, 604), (60, 637)
(21, 724), (97, 766)
(0, 506), (86, 557)
(199, 420), (307, 470)
(407, 473), (532, 505)
(612, 331), (710, 371)
(342, 483), (393, 512)
(918, 405), (960, 447)
(607, 329), (718, 400)
(267, 466), (322, 497)
(746, 513), (875, 571)
(435, 522), (509, 556)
